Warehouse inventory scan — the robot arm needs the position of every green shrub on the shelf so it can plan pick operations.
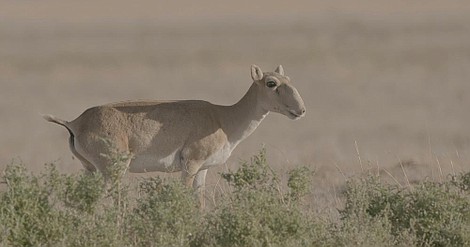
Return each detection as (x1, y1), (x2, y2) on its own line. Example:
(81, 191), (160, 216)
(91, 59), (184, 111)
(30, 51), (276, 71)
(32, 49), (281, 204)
(288, 166), (314, 202)
(193, 149), (321, 247)
(340, 173), (470, 246)
(127, 177), (199, 246)
(0, 163), (67, 246)
(221, 148), (278, 192)
(60, 172), (105, 214)
(1, 151), (470, 247)
(451, 171), (470, 192)
(339, 175), (409, 246)
(405, 181), (470, 246)
(0, 160), (200, 246)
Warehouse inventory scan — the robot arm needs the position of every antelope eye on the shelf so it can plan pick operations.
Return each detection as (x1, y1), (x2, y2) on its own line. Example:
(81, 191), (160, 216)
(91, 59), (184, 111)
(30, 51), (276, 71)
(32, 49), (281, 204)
(266, 80), (277, 88)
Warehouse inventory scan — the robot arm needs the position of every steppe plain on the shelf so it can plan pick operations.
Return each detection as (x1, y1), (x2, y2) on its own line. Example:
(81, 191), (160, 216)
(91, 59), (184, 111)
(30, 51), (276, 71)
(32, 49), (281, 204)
(1, 0), (470, 208)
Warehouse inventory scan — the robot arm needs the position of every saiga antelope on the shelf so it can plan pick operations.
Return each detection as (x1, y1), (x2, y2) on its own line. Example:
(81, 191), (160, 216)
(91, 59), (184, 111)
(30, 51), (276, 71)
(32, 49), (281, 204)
(44, 65), (306, 207)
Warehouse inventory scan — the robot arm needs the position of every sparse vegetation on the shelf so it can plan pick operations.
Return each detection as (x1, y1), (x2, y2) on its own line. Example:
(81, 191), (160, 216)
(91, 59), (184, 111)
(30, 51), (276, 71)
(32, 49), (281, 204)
(1, 150), (469, 246)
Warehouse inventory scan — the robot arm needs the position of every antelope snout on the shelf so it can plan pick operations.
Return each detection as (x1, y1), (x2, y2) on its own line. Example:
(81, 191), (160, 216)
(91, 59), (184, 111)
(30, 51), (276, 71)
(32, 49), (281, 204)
(288, 107), (306, 120)
(297, 108), (306, 116)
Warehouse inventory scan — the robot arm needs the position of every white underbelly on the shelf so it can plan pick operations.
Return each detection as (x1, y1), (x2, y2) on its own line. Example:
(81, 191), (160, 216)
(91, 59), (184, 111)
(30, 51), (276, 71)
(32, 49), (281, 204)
(128, 149), (181, 173)
(127, 144), (235, 173)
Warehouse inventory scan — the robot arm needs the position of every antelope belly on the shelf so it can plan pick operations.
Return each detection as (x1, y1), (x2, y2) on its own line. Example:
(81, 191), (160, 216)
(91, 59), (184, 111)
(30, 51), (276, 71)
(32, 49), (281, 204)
(128, 150), (181, 173)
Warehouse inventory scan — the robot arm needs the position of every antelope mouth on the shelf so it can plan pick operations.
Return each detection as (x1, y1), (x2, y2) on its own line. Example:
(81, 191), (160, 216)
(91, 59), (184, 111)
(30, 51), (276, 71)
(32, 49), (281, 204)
(288, 110), (305, 120)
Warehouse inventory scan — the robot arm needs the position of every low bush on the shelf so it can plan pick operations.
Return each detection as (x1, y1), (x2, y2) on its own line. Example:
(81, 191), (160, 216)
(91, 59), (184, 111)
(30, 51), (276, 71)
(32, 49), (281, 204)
(340, 173), (470, 246)
(193, 149), (320, 247)
(1, 150), (469, 246)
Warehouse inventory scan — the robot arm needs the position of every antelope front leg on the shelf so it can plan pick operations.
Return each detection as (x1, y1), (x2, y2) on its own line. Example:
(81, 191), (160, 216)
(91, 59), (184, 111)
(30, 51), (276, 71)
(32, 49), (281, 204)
(181, 160), (202, 187)
(193, 169), (208, 209)
(181, 161), (206, 208)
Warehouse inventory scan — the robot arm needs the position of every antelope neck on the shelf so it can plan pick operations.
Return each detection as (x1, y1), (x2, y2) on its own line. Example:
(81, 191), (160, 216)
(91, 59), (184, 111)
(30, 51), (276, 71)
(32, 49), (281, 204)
(220, 83), (269, 146)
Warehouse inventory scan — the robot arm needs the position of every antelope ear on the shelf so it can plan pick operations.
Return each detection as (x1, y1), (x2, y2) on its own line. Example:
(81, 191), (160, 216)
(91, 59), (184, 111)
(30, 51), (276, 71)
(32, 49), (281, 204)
(275, 65), (285, 76)
(251, 64), (263, 81)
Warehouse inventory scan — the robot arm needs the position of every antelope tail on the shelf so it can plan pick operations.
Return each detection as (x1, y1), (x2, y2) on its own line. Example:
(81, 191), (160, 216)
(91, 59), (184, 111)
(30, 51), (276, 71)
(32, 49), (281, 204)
(42, 114), (74, 136)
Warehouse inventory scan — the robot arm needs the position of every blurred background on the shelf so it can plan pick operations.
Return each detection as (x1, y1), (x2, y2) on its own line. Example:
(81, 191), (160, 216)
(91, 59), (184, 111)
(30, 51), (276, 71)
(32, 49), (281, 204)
(1, 0), (470, 207)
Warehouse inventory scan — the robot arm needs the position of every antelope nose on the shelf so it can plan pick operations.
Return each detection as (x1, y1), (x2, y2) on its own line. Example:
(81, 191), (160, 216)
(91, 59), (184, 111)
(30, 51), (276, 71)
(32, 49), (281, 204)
(296, 108), (306, 117)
